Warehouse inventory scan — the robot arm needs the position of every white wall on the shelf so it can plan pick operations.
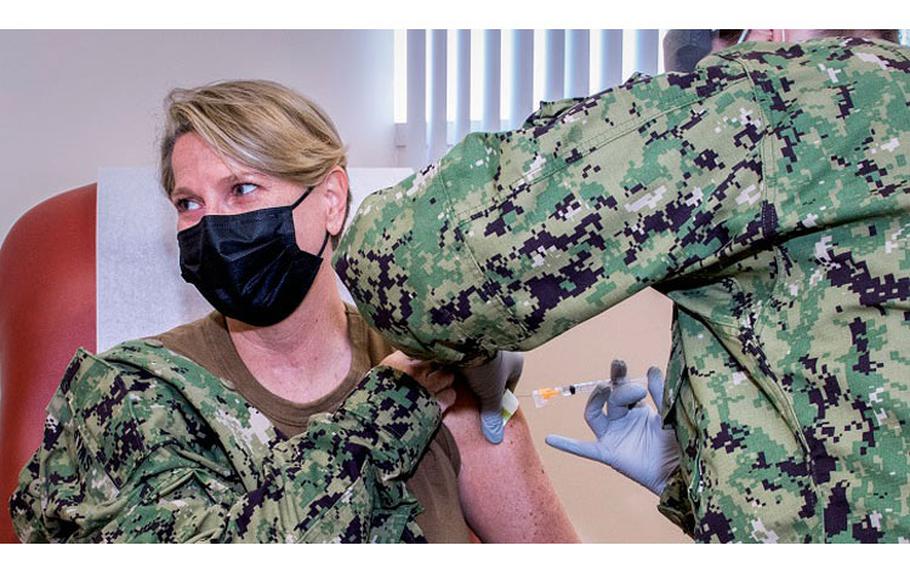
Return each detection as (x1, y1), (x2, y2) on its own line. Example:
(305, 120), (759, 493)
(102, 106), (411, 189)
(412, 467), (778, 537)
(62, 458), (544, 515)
(0, 30), (397, 246)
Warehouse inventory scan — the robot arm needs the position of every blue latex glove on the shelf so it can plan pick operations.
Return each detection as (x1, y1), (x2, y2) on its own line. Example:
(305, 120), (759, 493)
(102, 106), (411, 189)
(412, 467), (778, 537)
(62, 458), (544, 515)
(545, 360), (680, 496)
(459, 351), (524, 444)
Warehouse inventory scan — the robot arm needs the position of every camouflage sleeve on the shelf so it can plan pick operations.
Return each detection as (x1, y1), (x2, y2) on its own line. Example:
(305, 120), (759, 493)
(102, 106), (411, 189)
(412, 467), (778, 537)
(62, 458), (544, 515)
(334, 59), (767, 366)
(9, 352), (439, 543)
(656, 466), (697, 537)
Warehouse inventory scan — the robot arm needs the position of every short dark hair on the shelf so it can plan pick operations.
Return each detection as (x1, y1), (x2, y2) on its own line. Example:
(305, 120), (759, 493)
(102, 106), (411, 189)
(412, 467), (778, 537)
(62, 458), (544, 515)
(820, 30), (899, 43)
(717, 29), (899, 44)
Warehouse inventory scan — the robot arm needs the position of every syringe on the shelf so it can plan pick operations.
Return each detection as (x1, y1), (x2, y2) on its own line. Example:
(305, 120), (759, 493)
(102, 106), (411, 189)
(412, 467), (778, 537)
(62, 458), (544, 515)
(532, 380), (608, 407)
(530, 376), (647, 408)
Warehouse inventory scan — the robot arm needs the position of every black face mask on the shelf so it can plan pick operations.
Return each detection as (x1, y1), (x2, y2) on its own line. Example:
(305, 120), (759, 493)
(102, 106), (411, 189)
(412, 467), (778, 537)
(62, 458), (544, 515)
(177, 187), (330, 327)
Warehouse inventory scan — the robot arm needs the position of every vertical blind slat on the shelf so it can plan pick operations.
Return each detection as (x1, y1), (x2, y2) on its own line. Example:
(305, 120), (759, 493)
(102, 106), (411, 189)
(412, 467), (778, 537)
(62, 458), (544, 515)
(544, 29), (565, 102)
(428, 29), (447, 161)
(455, 29), (471, 143)
(565, 29), (589, 98)
(599, 29), (623, 90)
(406, 29), (427, 167)
(510, 29), (533, 129)
(482, 29), (501, 132)
(634, 29), (659, 76)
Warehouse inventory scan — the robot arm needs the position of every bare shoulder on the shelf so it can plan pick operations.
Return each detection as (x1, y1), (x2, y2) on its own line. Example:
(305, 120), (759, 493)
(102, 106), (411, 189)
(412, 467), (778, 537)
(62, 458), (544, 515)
(442, 384), (537, 468)
(443, 384), (579, 543)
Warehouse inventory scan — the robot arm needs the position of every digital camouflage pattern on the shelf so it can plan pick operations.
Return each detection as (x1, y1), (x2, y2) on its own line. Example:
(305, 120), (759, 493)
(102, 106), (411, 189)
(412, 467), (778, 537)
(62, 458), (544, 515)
(9, 339), (440, 542)
(334, 38), (910, 542)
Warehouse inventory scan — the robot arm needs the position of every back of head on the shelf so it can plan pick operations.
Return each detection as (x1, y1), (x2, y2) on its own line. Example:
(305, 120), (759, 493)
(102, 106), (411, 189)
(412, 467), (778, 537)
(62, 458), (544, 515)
(818, 29), (899, 43)
(721, 29), (900, 45)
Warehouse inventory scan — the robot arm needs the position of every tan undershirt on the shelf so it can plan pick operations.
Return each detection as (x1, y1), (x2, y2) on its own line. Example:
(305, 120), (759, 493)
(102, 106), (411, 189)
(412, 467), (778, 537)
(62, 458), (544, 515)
(153, 303), (472, 543)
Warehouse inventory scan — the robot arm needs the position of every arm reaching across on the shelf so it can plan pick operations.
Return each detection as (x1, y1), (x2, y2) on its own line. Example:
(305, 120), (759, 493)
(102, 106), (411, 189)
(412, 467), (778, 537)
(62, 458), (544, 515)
(333, 59), (761, 366)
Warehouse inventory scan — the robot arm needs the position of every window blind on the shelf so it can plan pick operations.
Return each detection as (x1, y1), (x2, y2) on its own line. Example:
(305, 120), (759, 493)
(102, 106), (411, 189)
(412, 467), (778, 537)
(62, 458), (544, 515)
(396, 29), (663, 167)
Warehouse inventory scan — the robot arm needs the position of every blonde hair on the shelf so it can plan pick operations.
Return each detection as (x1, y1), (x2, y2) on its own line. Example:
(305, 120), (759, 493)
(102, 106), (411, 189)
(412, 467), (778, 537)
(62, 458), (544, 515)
(159, 79), (350, 247)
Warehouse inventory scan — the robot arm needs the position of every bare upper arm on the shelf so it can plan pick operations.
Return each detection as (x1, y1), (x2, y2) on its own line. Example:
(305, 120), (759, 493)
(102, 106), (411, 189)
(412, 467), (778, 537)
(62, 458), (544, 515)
(442, 384), (579, 543)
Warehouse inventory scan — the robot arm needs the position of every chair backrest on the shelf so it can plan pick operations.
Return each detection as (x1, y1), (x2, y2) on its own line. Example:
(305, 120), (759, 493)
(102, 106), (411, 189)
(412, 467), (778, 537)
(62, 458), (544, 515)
(0, 184), (97, 543)
(0, 167), (411, 542)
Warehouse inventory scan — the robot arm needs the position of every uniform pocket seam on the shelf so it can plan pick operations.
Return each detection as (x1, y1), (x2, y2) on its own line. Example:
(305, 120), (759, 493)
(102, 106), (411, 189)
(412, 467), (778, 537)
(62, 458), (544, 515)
(437, 167), (534, 347)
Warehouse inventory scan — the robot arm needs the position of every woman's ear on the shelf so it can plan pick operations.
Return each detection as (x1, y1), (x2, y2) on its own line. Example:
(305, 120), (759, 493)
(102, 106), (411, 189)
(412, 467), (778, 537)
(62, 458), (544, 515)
(322, 166), (350, 239)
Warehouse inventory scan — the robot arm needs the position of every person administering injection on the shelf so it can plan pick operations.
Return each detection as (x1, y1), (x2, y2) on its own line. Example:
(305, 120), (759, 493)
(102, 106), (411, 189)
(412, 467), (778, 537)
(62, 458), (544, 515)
(335, 30), (910, 542)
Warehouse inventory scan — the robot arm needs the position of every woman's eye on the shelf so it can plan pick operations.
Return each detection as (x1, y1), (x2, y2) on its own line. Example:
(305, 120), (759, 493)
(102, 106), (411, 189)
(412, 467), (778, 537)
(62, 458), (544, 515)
(233, 182), (259, 196)
(175, 198), (201, 212)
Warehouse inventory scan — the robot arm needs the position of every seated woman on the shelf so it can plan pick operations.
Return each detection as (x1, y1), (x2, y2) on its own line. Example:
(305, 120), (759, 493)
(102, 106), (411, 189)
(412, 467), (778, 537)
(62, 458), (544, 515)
(9, 80), (577, 543)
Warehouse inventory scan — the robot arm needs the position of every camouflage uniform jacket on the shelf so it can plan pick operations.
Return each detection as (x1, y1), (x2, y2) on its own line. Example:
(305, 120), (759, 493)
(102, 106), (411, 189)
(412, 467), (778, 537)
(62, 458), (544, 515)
(9, 340), (440, 542)
(334, 38), (910, 542)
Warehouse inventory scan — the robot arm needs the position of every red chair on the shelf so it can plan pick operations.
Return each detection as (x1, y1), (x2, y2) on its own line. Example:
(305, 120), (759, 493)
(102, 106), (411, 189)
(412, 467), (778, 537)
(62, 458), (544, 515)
(0, 184), (97, 543)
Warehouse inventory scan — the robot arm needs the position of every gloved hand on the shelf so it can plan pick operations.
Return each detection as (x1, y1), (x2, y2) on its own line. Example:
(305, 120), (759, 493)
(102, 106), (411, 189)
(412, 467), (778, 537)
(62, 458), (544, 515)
(545, 360), (680, 496)
(458, 351), (524, 445)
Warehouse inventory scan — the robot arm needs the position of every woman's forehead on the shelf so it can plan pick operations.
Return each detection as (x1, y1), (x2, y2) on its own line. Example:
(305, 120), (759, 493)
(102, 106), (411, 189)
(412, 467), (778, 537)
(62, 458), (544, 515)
(172, 133), (269, 191)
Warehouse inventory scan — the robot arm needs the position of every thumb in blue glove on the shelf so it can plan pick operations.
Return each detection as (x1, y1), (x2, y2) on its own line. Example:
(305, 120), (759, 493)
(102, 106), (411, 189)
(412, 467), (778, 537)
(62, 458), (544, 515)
(545, 360), (680, 496)
(459, 351), (524, 444)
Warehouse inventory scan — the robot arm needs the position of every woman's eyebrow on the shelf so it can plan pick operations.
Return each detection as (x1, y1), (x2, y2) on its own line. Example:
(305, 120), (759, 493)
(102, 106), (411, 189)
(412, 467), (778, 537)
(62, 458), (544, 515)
(220, 171), (264, 184)
(170, 187), (195, 200)
(171, 171), (265, 198)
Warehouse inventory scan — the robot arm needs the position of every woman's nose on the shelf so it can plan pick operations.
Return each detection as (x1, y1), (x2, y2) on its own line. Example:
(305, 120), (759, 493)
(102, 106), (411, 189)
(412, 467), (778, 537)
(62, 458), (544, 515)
(204, 202), (229, 216)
